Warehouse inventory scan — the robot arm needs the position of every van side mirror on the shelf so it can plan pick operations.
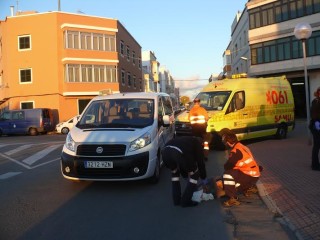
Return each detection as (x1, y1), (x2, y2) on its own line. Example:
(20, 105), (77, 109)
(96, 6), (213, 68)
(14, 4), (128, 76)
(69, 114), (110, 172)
(162, 115), (170, 127)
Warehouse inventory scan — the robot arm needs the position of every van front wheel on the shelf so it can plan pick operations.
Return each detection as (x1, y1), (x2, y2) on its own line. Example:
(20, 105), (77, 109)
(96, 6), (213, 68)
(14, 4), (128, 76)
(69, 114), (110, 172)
(276, 124), (287, 139)
(29, 128), (38, 136)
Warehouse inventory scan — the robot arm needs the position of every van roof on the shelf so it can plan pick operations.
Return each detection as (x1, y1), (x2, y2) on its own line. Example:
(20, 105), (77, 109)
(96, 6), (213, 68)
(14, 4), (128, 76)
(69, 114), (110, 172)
(93, 92), (170, 101)
(201, 75), (288, 92)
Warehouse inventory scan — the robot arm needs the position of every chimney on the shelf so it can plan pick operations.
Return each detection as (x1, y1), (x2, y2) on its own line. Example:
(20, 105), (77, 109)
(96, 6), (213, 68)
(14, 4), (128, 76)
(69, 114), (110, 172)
(10, 6), (14, 16)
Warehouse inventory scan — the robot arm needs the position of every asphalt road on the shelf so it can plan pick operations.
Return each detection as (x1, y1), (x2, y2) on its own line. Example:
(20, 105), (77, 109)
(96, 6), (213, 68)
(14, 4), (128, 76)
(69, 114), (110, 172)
(0, 134), (233, 240)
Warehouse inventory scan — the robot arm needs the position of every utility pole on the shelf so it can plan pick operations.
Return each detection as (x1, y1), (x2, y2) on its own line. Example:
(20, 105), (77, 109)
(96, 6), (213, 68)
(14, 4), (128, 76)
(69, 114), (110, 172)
(58, 0), (61, 11)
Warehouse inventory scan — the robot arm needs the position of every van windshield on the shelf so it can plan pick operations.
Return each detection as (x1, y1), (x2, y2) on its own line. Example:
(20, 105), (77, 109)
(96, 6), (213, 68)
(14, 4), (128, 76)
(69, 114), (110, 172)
(195, 91), (231, 111)
(77, 99), (155, 129)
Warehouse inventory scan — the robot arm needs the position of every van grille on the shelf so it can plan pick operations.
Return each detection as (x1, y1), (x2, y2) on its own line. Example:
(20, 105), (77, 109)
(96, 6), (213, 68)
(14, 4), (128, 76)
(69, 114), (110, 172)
(76, 144), (126, 156)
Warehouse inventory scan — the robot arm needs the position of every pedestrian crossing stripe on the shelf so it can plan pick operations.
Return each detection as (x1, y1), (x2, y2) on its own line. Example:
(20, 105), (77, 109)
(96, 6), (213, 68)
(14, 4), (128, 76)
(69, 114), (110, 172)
(0, 172), (22, 180)
(22, 144), (61, 165)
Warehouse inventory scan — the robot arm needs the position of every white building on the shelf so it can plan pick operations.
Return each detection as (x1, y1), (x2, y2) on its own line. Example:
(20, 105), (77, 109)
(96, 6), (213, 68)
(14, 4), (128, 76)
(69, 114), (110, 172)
(142, 50), (160, 92)
(224, 0), (320, 118)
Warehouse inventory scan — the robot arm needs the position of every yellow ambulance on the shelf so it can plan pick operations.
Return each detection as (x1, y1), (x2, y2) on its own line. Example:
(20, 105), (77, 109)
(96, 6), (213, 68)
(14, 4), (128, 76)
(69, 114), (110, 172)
(175, 74), (295, 144)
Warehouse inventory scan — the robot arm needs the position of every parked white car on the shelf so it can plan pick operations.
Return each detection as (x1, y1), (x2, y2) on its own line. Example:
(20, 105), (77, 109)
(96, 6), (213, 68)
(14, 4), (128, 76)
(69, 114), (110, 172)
(56, 116), (79, 134)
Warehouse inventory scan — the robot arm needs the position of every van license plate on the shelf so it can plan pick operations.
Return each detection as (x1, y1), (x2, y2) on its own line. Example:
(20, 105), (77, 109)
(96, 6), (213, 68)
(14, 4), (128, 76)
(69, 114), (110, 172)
(85, 161), (113, 168)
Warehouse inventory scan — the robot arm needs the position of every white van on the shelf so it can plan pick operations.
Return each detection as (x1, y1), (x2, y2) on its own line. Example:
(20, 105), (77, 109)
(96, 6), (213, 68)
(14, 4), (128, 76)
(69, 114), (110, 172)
(60, 92), (175, 183)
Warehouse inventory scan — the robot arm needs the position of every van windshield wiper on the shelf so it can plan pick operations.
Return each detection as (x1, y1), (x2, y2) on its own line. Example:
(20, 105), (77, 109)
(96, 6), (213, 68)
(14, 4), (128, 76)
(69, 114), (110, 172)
(77, 123), (98, 129)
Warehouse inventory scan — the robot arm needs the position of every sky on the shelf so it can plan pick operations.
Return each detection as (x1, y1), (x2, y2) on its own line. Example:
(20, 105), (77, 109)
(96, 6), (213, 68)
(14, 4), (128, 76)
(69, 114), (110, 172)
(0, 0), (247, 98)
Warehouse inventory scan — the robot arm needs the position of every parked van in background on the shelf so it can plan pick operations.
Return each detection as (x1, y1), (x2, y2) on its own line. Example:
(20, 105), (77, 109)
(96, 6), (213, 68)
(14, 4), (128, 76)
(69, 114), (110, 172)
(175, 74), (295, 147)
(0, 108), (54, 136)
(61, 92), (175, 183)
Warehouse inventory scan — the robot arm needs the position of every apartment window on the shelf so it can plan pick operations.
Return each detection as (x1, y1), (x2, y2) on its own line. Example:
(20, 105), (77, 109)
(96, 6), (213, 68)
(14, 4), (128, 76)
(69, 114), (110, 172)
(315, 0), (320, 12)
(132, 51), (136, 65)
(93, 33), (103, 50)
(20, 68), (32, 83)
(66, 64), (117, 83)
(138, 58), (141, 69)
(250, 31), (320, 65)
(106, 66), (117, 82)
(18, 35), (31, 50)
(308, 31), (320, 55)
(250, 0), (320, 29)
(126, 46), (130, 61)
(121, 70), (125, 85)
(66, 64), (80, 82)
(65, 31), (116, 51)
(81, 65), (93, 82)
(127, 73), (131, 87)
(94, 65), (105, 82)
(139, 79), (142, 91)
(133, 75), (136, 88)
(120, 41), (124, 55)
(105, 35), (116, 52)
(261, 5), (275, 26)
(292, 40), (301, 59)
(21, 102), (34, 109)
(81, 32), (92, 50)
(66, 31), (80, 49)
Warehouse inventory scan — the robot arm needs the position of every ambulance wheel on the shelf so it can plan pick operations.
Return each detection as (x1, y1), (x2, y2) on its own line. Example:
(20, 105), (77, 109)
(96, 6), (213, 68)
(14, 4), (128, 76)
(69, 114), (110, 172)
(276, 124), (287, 139)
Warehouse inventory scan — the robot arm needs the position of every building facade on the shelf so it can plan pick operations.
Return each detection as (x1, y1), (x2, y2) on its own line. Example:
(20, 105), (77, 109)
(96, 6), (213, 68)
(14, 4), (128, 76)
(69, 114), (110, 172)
(142, 50), (160, 92)
(0, 10), (143, 123)
(224, 0), (320, 118)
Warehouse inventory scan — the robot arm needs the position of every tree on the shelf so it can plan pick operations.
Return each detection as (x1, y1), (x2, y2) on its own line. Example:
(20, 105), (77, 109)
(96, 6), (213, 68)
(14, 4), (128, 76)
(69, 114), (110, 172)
(180, 96), (190, 105)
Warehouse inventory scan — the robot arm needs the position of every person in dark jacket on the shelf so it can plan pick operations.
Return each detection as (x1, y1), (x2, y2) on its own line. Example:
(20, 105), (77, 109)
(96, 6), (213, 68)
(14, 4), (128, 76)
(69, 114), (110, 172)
(310, 87), (320, 171)
(161, 136), (207, 207)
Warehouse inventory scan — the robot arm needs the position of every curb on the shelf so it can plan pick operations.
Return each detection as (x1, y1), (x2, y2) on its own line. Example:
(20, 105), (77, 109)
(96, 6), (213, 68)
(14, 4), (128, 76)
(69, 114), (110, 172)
(256, 180), (304, 240)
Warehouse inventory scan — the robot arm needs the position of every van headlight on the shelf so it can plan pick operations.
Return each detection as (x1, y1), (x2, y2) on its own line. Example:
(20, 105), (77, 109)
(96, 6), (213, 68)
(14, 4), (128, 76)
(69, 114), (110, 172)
(129, 132), (151, 152)
(65, 133), (76, 152)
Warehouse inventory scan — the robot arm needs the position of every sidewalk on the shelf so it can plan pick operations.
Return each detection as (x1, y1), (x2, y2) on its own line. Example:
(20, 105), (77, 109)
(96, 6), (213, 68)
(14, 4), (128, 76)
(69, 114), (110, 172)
(250, 120), (320, 240)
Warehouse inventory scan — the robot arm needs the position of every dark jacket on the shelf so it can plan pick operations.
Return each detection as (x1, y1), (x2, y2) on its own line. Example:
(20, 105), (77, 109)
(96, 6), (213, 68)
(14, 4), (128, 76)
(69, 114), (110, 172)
(311, 97), (320, 121)
(164, 136), (207, 179)
(310, 97), (320, 130)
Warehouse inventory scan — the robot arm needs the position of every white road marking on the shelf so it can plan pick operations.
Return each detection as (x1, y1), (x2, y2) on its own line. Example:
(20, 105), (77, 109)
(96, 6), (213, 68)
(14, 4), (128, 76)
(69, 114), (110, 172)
(22, 145), (61, 165)
(0, 172), (22, 180)
(0, 144), (8, 148)
(0, 153), (32, 169)
(4, 144), (34, 155)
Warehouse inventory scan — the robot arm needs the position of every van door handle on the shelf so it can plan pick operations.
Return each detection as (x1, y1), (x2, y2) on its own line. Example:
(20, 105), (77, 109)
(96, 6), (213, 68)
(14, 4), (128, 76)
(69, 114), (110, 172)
(243, 113), (248, 116)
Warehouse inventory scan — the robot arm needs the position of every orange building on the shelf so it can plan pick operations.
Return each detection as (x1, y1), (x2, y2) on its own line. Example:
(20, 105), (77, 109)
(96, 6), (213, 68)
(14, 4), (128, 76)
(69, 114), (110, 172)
(0, 11), (143, 124)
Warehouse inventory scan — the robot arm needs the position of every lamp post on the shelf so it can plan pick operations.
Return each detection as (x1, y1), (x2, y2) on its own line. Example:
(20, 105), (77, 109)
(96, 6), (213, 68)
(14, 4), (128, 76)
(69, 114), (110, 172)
(294, 22), (312, 143)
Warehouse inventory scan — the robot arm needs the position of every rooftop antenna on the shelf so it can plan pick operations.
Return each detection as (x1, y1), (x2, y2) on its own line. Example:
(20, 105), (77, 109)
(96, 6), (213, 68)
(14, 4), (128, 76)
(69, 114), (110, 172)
(77, 9), (85, 14)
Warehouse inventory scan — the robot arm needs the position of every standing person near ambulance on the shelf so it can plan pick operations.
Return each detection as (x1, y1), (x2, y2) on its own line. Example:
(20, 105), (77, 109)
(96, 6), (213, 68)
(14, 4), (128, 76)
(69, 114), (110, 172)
(219, 128), (261, 207)
(188, 98), (210, 157)
(161, 136), (207, 207)
(310, 87), (320, 171)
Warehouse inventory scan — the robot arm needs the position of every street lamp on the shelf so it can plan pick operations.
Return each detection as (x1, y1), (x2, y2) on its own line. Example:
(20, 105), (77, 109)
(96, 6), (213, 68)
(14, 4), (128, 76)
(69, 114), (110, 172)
(294, 22), (312, 143)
